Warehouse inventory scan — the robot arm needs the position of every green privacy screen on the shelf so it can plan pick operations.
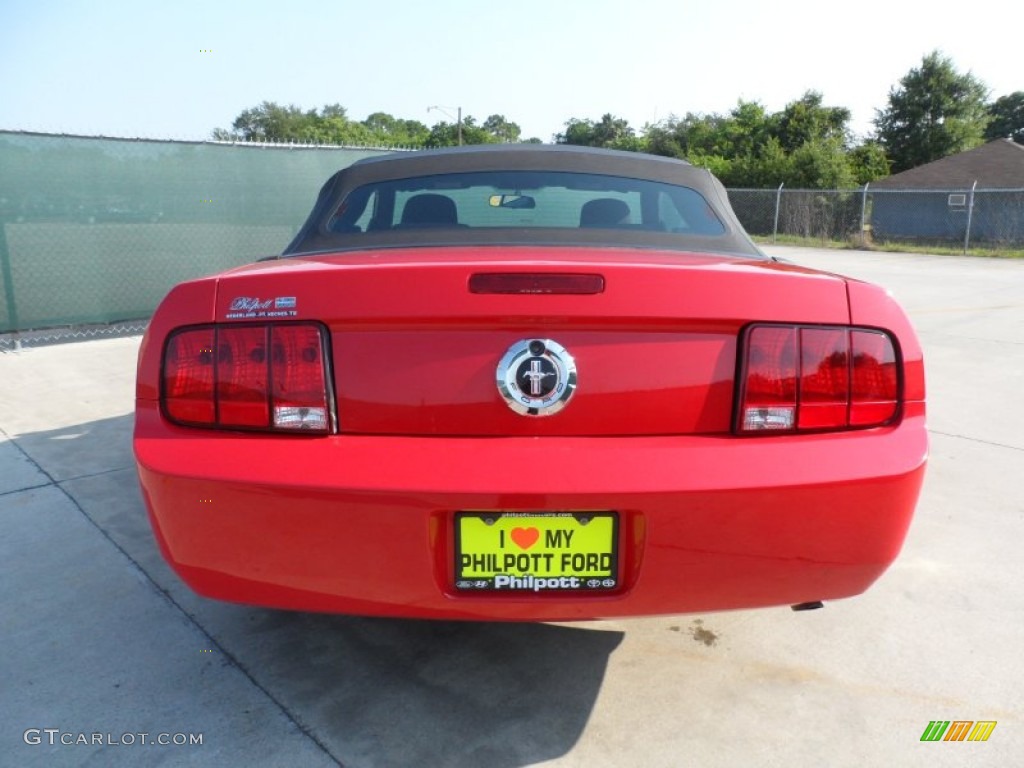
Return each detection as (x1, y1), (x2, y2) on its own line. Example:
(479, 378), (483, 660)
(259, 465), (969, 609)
(0, 131), (395, 332)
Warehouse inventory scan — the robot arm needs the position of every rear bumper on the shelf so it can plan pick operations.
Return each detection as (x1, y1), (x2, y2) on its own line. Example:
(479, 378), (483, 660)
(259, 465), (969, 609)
(134, 401), (927, 620)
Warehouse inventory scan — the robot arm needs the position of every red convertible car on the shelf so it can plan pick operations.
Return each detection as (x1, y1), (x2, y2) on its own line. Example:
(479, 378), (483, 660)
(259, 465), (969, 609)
(134, 145), (927, 621)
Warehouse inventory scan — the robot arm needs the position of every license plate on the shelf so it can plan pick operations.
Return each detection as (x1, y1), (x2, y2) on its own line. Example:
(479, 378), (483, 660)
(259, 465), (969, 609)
(454, 512), (618, 592)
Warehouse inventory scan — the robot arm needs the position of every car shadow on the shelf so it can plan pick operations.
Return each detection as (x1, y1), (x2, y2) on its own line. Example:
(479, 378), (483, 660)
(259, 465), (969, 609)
(33, 411), (624, 767)
(223, 608), (623, 767)
(9, 412), (136, 482)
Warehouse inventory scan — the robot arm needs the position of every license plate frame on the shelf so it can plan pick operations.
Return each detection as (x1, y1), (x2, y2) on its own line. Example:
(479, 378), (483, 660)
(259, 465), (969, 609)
(454, 511), (619, 593)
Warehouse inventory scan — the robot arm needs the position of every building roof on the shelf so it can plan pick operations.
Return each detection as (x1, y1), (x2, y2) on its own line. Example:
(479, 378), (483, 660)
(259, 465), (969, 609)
(872, 139), (1024, 189)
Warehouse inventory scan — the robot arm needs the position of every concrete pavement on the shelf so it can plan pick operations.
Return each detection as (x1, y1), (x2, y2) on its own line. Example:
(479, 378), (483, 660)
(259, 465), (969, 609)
(1, 247), (1021, 767)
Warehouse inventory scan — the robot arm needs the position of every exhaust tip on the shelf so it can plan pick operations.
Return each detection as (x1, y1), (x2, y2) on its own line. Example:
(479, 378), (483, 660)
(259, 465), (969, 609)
(791, 601), (825, 612)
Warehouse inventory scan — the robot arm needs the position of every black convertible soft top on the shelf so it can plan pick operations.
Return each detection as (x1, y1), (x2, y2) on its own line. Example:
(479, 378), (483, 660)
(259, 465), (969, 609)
(283, 144), (766, 259)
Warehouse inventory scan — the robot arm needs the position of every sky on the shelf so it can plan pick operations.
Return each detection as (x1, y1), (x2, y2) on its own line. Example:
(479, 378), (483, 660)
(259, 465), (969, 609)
(0, 0), (1018, 144)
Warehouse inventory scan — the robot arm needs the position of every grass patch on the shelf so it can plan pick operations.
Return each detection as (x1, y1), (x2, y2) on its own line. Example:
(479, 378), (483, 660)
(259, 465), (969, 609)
(751, 233), (1024, 259)
(752, 234), (851, 250)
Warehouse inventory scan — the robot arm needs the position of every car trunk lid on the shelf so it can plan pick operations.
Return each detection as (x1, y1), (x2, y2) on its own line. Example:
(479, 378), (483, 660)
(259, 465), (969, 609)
(213, 247), (849, 436)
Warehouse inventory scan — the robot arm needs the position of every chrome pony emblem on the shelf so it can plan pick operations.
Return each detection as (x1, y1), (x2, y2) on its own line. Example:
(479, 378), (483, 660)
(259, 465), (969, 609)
(496, 339), (577, 416)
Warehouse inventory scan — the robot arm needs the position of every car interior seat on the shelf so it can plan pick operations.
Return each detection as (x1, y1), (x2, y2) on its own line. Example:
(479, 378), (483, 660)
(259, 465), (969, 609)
(400, 194), (459, 227)
(579, 198), (631, 228)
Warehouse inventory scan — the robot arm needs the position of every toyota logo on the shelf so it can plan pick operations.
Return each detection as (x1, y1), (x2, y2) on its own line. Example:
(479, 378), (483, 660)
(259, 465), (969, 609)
(496, 339), (577, 416)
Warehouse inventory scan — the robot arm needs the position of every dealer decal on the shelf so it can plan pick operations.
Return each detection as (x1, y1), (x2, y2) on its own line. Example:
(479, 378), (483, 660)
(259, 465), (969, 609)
(226, 296), (298, 319)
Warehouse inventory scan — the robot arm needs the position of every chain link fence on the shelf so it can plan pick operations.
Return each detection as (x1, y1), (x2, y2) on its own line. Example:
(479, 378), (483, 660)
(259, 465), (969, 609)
(2, 131), (1022, 343)
(0, 131), (397, 337)
(728, 185), (1024, 251)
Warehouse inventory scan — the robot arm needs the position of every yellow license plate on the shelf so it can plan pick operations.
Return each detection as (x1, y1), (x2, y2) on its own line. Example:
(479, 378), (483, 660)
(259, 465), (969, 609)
(455, 512), (618, 592)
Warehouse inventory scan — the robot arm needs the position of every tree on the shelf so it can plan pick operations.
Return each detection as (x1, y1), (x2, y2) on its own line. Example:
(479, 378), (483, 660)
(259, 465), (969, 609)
(361, 113), (430, 146)
(214, 102), (370, 144)
(557, 118), (597, 146)
(874, 51), (990, 173)
(216, 104), (437, 147)
(482, 114), (521, 143)
(720, 137), (791, 188)
(591, 114), (639, 150)
(774, 91), (850, 152)
(424, 121), (460, 148)
(642, 96), (869, 189)
(722, 101), (773, 159)
(224, 101), (317, 142)
(425, 115), (500, 148)
(788, 138), (856, 189)
(848, 142), (890, 185)
(984, 92), (1024, 144)
(216, 104), (535, 148)
(319, 104), (348, 121)
(644, 112), (729, 158)
(556, 114), (640, 150)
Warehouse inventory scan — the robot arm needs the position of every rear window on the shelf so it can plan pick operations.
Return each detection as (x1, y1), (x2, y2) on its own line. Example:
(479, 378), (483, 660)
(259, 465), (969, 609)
(327, 171), (726, 237)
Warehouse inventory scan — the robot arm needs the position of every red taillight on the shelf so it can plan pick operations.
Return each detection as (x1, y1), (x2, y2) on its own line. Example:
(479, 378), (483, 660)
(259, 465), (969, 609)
(163, 328), (216, 425)
(217, 326), (271, 427)
(269, 325), (330, 431)
(798, 327), (849, 430)
(740, 326), (798, 431)
(737, 324), (899, 434)
(162, 323), (331, 433)
(850, 329), (899, 426)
